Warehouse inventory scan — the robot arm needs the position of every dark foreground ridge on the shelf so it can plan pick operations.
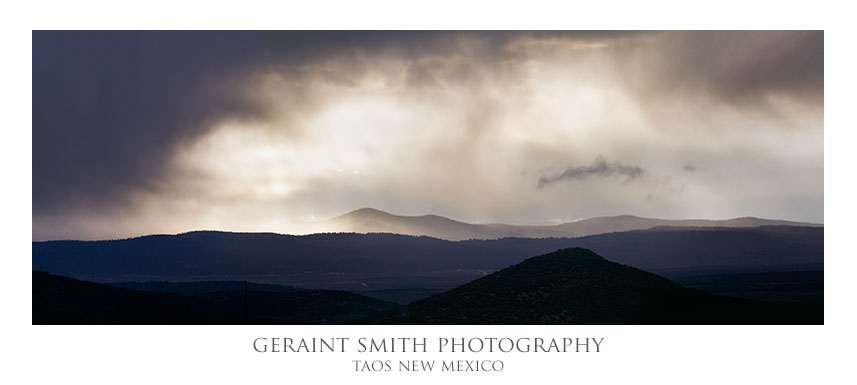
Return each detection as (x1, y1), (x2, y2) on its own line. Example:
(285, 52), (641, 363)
(32, 271), (397, 324)
(32, 247), (822, 325)
(363, 248), (822, 325)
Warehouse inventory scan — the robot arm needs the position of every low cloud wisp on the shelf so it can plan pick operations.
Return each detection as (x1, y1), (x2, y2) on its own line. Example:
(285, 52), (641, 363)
(538, 157), (647, 188)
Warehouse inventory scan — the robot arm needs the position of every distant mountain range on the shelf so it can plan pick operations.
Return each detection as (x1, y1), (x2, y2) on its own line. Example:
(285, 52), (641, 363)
(307, 208), (821, 241)
(364, 248), (822, 325)
(33, 226), (822, 291)
(32, 208), (824, 325)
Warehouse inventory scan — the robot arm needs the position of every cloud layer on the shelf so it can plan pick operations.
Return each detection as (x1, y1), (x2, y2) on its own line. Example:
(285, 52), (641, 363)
(32, 31), (824, 240)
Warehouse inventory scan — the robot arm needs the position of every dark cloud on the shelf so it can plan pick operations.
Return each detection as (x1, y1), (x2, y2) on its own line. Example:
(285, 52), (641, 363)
(33, 31), (271, 217)
(622, 30), (823, 106)
(259, 30), (644, 63)
(537, 157), (646, 188)
(276, 30), (825, 107)
(683, 165), (697, 172)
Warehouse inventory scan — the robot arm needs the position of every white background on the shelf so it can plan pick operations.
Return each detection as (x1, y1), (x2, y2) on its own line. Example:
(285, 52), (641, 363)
(2, 1), (853, 384)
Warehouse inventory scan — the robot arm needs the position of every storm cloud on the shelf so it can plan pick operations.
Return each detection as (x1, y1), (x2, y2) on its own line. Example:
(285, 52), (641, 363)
(32, 31), (823, 240)
(33, 31), (271, 215)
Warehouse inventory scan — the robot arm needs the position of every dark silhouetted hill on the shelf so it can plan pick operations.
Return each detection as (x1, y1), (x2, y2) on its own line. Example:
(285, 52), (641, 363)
(364, 248), (822, 325)
(33, 271), (398, 324)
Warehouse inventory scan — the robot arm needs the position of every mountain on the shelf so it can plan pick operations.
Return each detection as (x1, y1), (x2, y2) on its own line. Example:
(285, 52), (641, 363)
(33, 271), (398, 324)
(314, 208), (821, 241)
(314, 208), (489, 241)
(32, 226), (822, 292)
(364, 248), (822, 325)
(33, 270), (193, 324)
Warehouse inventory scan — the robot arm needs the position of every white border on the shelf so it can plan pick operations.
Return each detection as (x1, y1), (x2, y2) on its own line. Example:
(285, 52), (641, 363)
(4, 1), (854, 384)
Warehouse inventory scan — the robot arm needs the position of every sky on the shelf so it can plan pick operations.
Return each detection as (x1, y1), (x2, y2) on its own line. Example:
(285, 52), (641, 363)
(32, 31), (823, 241)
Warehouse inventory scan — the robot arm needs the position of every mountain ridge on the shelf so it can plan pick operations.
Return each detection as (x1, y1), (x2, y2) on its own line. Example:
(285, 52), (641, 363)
(33, 226), (823, 292)
(33, 208), (821, 243)
(318, 208), (822, 241)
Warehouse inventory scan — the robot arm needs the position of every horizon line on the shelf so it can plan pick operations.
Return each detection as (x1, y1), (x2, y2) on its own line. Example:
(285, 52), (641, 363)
(32, 208), (824, 243)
